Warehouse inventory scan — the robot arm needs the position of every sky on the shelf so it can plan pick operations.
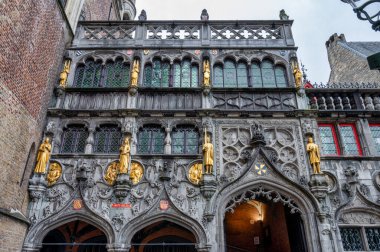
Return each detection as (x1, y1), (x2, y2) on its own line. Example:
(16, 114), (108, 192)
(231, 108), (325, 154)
(135, 0), (379, 83)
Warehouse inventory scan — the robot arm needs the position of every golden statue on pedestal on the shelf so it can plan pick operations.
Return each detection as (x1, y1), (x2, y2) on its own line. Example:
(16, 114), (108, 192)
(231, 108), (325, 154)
(104, 162), (118, 185)
(59, 60), (71, 88)
(203, 130), (214, 174)
(292, 62), (303, 89)
(203, 60), (211, 87)
(306, 137), (322, 174)
(130, 162), (143, 185)
(47, 162), (62, 186)
(130, 59), (140, 87)
(118, 137), (131, 174)
(189, 163), (203, 185)
(34, 138), (52, 174)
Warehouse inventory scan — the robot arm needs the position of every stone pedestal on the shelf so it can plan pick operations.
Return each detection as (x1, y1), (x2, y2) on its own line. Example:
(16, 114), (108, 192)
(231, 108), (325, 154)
(107, 243), (131, 252)
(28, 174), (47, 201)
(200, 174), (217, 200)
(114, 174), (132, 200)
(308, 173), (329, 202)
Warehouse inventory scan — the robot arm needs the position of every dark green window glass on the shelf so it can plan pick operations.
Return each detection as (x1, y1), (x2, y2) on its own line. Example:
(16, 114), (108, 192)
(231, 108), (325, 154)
(173, 62), (181, 87)
(152, 60), (161, 87)
(181, 60), (191, 87)
(172, 127), (199, 154)
(144, 65), (152, 87)
(74, 60), (102, 88)
(105, 59), (130, 87)
(61, 126), (88, 153)
(74, 65), (85, 87)
(275, 66), (287, 87)
(340, 125), (360, 155)
(94, 125), (121, 154)
(370, 126), (380, 154)
(138, 126), (165, 154)
(224, 60), (237, 87)
(191, 65), (198, 87)
(340, 227), (364, 251)
(237, 62), (248, 87)
(262, 60), (276, 87)
(365, 227), (380, 251)
(251, 63), (263, 88)
(319, 126), (338, 155)
(162, 62), (170, 87)
(213, 65), (223, 87)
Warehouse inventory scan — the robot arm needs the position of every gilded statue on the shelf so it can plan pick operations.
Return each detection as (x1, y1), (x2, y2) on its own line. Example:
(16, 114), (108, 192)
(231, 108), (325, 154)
(130, 162), (143, 184)
(203, 130), (214, 174)
(130, 59), (140, 87)
(306, 137), (322, 174)
(203, 60), (211, 87)
(59, 60), (71, 87)
(47, 162), (62, 186)
(104, 162), (118, 185)
(34, 138), (52, 174)
(292, 62), (303, 89)
(119, 137), (131, 174)
(189, 163), (203, 185)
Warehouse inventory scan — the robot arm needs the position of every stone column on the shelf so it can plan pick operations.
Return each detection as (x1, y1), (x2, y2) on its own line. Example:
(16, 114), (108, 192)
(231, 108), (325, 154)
(85, 127), (95, 154)
(107, 243), (131, 252)
(22, 244), (42, 252)
(164, 127), (172, 154)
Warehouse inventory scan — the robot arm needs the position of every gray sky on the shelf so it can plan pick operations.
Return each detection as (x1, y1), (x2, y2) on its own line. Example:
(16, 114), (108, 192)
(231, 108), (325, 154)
(135, 0), (379, 83)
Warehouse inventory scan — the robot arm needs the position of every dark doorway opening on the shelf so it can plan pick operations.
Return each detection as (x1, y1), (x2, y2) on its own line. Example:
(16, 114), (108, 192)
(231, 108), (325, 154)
(130, 220), (197, 252)
(224, 196), (308, 252)
(41, 220), (107, 252)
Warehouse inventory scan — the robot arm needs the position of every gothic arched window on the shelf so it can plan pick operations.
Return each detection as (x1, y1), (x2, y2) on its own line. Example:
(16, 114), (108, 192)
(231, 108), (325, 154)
(251, 62), (263, 87)
(173, 60), (199, 88)
(213, 60), (248, 88)
(213, 64), (224, 87)
(104, 58), (130, 87)
(61, 125), (88, 153)
(250, 60), (288, 88)
(74, 59), (102, 88)
(138, 125), (165, 154)
(94, 125), (122, 153)
(224, 60), (237, 87)
(144, 59), (170, 87)
(172, 126), (199, 154)
(237, 62), (249, 87)
(274, 65), (288, 87)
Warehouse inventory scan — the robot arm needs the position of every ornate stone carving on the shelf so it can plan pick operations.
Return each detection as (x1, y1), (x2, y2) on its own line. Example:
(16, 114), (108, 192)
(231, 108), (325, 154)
(339, 212), (380, 224)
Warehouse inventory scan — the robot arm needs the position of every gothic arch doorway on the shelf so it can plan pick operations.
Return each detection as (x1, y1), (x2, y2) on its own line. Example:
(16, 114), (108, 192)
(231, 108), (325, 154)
(41, 220), (107, 252)
(130, 220), (197, 252)
(224, 189), (308, 252)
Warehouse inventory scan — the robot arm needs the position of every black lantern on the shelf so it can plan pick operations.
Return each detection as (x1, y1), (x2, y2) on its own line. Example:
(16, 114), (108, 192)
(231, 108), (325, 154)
(341, 0), (380, 31)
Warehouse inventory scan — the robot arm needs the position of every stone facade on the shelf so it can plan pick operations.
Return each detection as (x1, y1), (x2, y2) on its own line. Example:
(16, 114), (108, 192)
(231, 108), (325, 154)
(326, 33), (380, 84)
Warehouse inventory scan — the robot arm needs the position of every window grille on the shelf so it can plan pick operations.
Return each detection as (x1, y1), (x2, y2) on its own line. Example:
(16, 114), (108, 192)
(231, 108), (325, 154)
(73, 59), (102, 88)
(61, 126), (88, 153)
(138, 126), (165, 154)
(144, 60), (170, 87)
(223, 60), (237, 88)
(251, 62), (263, 88)
(369, 125), (380, 154)
(172, 127), (199, 154)
(261, 60), (276, 87)
(104, 59), (130, 87)
(365, 227), (380, 250)
(319, 125), (339, 155)
(94, 125), (121, 154)
(340, 227), (364, 251)
(339, 124), (362, 156)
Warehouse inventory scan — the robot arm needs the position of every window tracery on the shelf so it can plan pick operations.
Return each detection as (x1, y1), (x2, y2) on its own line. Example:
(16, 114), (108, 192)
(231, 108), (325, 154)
(61, 125), (88, 153)
(94, 125), (122, 153)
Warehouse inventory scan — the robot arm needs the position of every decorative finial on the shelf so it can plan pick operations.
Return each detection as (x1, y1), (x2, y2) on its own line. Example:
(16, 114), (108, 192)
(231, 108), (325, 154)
(138, 10), (147, 21)
(201, 9), (209, 21)
(279, 9), (289, 20)
(301, 61), (308, 82)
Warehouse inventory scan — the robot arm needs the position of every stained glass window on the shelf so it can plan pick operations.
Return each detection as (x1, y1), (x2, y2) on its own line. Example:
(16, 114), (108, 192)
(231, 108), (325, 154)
(224, 60), (237, 87)
(319, 125), (339, 155)
(251, 63), (263, 88)
(162, 62), (170, 87)
(144, 65), (152, 86)
(191, 65), (199, 87)
(173, 62), (181, 87)
(365, 227), (380, 251)
(213, 65), (223, 87)
(152, 60), (161, 87)
(181, 60), (191, 87)
(339, 125), (361, 156)
(94, 125), (122, 154)
(261, 60), (276, 87)
(74, 59), (102, 88)
(172, 126), (199, 154)
(237, 62), (248, 87)
(275, 66), (287, 87)
(340, 228), (364, 251)
(370, 125), (380, 154)
(104, 59), (130, 87)
(61, 125), (88, 153)
(138, 126), (165, 154)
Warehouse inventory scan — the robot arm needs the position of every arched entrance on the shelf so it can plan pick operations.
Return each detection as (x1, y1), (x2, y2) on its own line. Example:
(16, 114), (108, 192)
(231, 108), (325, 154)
(130, 220), (197, 252)
(224, 196), (307, 252)
(41, 220), (107, 252)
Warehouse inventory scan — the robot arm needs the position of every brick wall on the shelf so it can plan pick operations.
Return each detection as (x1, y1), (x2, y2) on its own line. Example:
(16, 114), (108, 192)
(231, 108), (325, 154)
(83, 0), (117, 21)
(326, 34), (380, 83)
(0, 1), (66, 251)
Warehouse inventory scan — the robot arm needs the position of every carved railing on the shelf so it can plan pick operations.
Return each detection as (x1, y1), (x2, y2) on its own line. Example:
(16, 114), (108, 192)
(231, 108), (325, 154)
(73, 20), (294, 48)
(305, 84), (380, 111)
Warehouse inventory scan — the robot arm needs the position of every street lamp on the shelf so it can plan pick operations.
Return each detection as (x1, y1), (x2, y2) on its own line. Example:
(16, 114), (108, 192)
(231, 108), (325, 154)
(341, 0), (380, 31)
